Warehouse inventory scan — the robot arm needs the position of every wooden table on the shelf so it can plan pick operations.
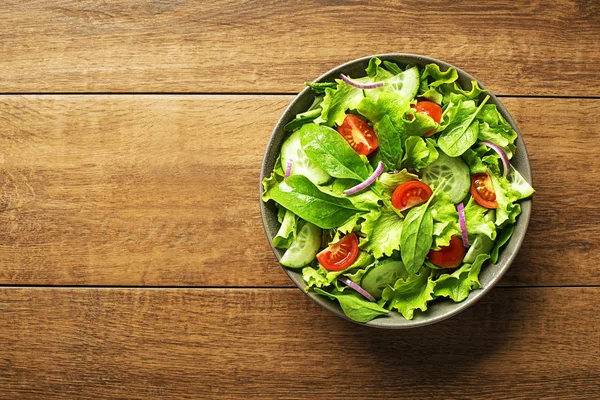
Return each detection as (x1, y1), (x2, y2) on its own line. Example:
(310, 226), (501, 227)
(0, 2), (598, 399)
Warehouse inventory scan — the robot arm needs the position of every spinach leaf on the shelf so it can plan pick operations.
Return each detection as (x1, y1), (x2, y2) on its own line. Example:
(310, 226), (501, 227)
(314, 288), (388, 323)
(266, 175), (362, 229)
(305, 82), (337, 94)
(299, 123), (370, 181)
(438, 96), (489, 157)
(376, 114), (404, 171)
(400, 203), (434, 274)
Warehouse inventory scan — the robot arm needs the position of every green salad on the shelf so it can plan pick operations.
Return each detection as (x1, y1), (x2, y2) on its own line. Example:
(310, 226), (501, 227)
(262, 57), (534, 323)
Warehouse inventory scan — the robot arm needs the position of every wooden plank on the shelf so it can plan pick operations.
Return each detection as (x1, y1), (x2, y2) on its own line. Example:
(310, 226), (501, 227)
(0, 287), (598, 399)
(0, 96), (597, 286)
(0, 1), (598, 95)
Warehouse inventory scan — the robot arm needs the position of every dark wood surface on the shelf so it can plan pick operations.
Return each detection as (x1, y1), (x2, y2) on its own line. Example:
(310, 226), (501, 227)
(1, 288), (598, 399)
(0, 1), (598, 399)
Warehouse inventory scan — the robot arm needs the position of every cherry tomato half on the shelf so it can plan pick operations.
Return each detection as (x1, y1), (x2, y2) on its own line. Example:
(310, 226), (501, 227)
(317, 233), (359, 271)
(337, 114), (378, 156)
(412, 101), (443, 136)
(427, 236), (465, 269)
(391, 181), (433, 211)
(470, 172), (498, 209)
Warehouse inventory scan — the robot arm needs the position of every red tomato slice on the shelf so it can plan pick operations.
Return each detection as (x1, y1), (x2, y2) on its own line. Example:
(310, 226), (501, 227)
(470, 173), (498, 209)
(317, 233), (359, 271)
(412, 101), (443, 136)
(337, 114), (378, 156)
(427, 236), (465, 269)
(391, 181), (433, 211)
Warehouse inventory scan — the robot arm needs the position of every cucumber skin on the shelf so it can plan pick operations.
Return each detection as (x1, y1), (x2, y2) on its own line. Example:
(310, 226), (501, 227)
(280, 223), (322, 268)
(361, 260), (407, 299)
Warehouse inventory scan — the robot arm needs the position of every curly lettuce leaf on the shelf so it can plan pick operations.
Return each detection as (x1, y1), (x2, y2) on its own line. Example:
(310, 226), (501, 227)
(357, 92), (411, 131)
(302, 266), (330, 291)
(430, 190), (460, 249)
(402, 136), (439, 170)
(433, 254), (490, 302)
(314, 80), (365, 127)
(381, 268), (436, 320)
(272, 209), (298, 248)
(491, 224), (514, 263)
(360, 207), (404, 259)
(489, 172), (522, 227)
(463, 197), (497, 241)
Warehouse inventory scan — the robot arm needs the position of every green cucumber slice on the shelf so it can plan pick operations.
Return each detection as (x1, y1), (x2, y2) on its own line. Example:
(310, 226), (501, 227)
(366, 66), (420, 102)
(361, 260), (408, 299)
(280, 222), (322, 268)
(281, 130), (330, 185)
(508, 167), (535, 200)
(463, 235), (495, 264)
(422, 151), (471, 204)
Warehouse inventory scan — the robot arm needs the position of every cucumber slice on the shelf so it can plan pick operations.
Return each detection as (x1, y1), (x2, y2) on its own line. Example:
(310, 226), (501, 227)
(281, 130), (330, 185)
(422, 151), (471, 204)
(366, 66), (420, 101)
(463, 235), (495, 264)
(361, 260), (408, 299)
(508, 167), (535, 200)
(280, 222), (322, 268)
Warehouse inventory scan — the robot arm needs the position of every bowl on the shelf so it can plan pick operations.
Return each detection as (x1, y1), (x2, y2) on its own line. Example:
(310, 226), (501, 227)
(259, 54), (532, 329)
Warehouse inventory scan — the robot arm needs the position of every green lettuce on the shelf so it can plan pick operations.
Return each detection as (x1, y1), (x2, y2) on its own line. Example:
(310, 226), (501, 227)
(433, 254), (490, 302)
(402, 136), (439, 170)
(463, 197), (497, 241)
(314, 80), (365, 127)
(272, 209), (298, 248)
(430, 190), (460, 249)
(489, 172), (522, 227)
(360, 207), (404, 259)
(382, 268), (436, 320)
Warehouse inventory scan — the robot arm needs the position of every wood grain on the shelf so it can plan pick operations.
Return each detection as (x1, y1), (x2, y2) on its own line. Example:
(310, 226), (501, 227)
(0, 95), (597, 286)
(0, 287), (598, 399)
(0, 1), (598, 95)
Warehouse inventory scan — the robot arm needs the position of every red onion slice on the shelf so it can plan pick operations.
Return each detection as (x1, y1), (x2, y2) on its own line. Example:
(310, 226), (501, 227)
(457, 202), (468, 248)
(284, 158), (293, 178)
(481, 140), (510, 177)
(339, 73), (384, 90)
(337, 276), (376, 302)
(344, 161), (384, 195)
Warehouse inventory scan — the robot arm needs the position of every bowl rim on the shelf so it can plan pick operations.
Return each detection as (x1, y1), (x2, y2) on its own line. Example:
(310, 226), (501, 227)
(259, 53), (532, 329)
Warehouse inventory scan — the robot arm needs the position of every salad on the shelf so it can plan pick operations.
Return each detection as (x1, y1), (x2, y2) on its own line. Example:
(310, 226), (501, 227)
(262, 57), (534, 323)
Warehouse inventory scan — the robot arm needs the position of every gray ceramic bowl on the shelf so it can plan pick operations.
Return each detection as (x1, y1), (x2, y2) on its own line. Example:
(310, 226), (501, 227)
(260, 54), (532, 329)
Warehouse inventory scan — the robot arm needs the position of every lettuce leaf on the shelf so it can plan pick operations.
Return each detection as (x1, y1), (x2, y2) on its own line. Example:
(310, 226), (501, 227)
(272, 209), (298, 248)
(430, 190), (460, 249)
(314, 80), (365, 127)
(433, 254), (490, 302)
(402, 136), (439, 170)
(489, 172), (522, 227)
(357, 92), (411, 130)
(382, 268), (436, 320)
(360, 207), (404, 259)
(463, 197), (497, 241)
